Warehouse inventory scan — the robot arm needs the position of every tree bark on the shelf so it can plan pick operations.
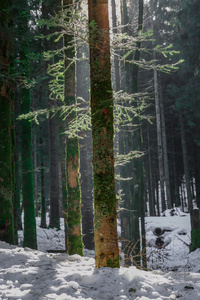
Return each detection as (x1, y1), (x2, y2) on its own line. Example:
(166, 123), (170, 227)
(41, 0), (60, 230)
(88, 0), (120, 268)
(63, 0), (83, 256)
(190, 209), (200, 251)
(75, 16), (94, 250)
(111, 0), (120, 91)
(160, 85), (171, 209)
(40, 138), (47, 228)
(18, 0), (37, 249)
(0, 0), (15, 244)
(179, 113), (192, 212)
(153, 51), (166, 212)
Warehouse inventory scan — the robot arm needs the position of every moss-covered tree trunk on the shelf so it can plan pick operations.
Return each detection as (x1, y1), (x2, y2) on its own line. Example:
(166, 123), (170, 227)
(63, 0), (83, 256)
(18, 0), (37, 249)
(88, 0), (120, 268)
(0, 0), (15, 244)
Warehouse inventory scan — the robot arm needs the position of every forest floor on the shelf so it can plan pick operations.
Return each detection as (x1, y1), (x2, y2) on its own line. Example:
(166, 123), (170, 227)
(0, 208), (200, 299)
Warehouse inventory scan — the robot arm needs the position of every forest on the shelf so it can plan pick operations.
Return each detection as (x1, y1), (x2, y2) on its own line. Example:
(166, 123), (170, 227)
(1, 0), (200, 278)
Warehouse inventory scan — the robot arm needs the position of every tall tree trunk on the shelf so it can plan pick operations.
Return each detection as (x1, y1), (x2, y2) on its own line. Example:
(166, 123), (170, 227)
(179, 113), (192, 212)
(76, 27), (94, 250)
(63, 0), (83, 255)
(0, 0), (15, 244)
(41, 0), (60, 230)
(14, 94), (22, 242)
(40, 138), (47, 228)
(160, 85), (172, 209)
(171, 135), (181, 207)
(48, 111), (60, 229)
(88, 0), (120, 268)
(147, 123), (155, 216)
(111, 0), (120, 91)
(121, 0), (131, 92)
(153, 51), (166, 212)
(33, 133), (38, 216)
(130, 0), (145, 268)
(18, 0), (37, 249)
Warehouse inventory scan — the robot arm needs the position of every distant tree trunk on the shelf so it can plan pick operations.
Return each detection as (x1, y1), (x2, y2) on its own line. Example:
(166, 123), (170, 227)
(160, 85), (171, 209)
(121, 0), (131, 92)
(130, 0), (145, 268)
(18, 0), (37, 249)
(153, 52), (166, 212)
(179, 113), (192, 212)
(88, 0), (120, 268)
(40, 138), (47, 228)
(14, 95), (22, 241)
(48, 111), (60, 229)
(111, 0), (120, 91)
(41, 0), (60, 230)
(0, 0), (15, 244)
(77, 41), (94, 250)
(147, 123), (155, 216)
(33, 134), (38, 216)
(171, 135), (181, 207)
(58, 119), (68, 245)
(63, 0), (83, 255)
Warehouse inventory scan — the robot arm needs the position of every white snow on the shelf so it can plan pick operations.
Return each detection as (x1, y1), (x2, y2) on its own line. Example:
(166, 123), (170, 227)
(0, 210), (200, 300)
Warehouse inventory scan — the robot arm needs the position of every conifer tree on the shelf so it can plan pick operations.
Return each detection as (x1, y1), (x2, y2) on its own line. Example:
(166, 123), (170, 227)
(88, 0), (120, 268)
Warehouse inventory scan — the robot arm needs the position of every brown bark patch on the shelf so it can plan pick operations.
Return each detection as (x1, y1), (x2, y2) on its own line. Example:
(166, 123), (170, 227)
(68, 154), (79, 188)
(69, 225), (81, 236)
(1, 84), (7, 98)
(94, 212), (119, 267)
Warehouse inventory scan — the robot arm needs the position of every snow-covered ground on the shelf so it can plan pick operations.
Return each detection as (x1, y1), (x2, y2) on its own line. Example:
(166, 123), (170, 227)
(0, 209), (200, 300)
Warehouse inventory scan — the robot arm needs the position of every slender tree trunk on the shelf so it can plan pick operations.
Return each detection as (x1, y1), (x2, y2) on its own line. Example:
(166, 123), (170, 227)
(0, 0), (15, 244)
(17, 0), (37, 249)
(48, 111), (60, 229)
(160, 85), (171, 209)
(128, 0), (145, 268)
(111, 0), (120, 91)
(88, 0), (120, 268)
(14, 95), (22, 240)
(40, 138), (47, 228)
(41, 0), (60, 230)
(76, 31), (94, 250)
(171, 135), (181, 207)
(63, 0), (83, 255)
(121, 0), (131, 92)
(153, 52), (166, 212)
(33, 134), (38, 216)
(179, 113), (192, 212)
(147, 123), (155, 216)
